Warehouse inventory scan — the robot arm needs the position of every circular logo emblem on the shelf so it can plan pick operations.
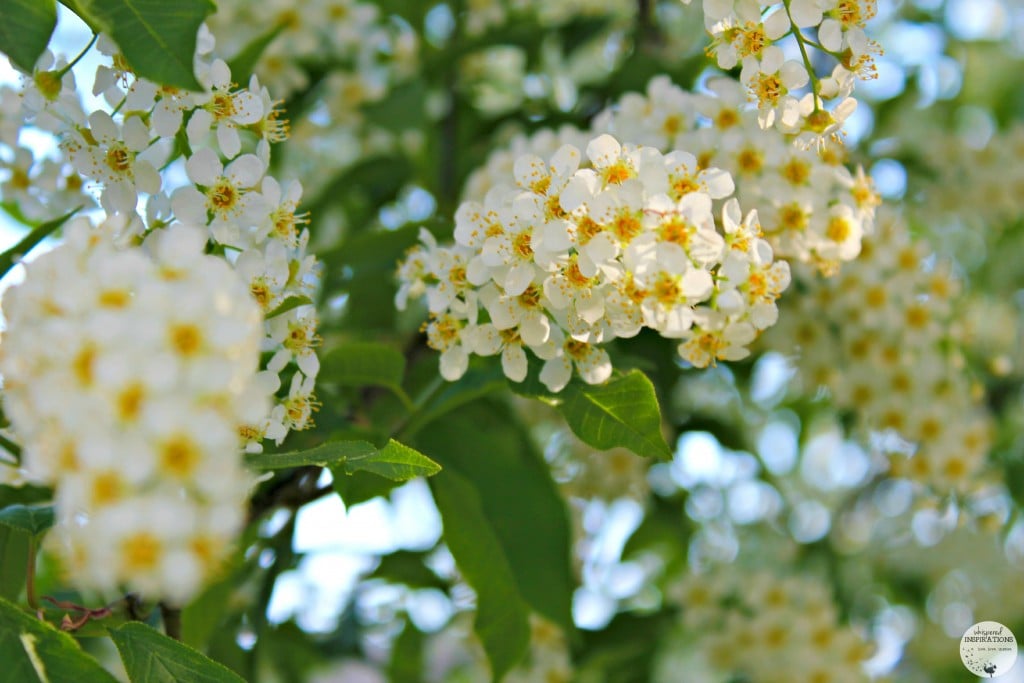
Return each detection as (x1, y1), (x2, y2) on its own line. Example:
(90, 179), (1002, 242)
(961, 621), (1018, 678)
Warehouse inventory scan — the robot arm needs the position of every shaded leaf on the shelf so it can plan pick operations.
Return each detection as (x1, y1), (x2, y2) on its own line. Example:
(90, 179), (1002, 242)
(430, 468), (529, 681)
(0, 527), (30, 601)
(0, 596), (118, 683)
(388, 620), (425, 683)
(111, 621), (245, 683)
(73, 0), (215, 90)
(321, 342), (406, 391)
(558, 370), (671, 459)
(416, 400), (575, 634)
(226, 22), (285, 83)
(0, 0), (57, 74)
(330, 467), (401, 507)
(371, 550), (447, 591)
(0, 504), (54, 537)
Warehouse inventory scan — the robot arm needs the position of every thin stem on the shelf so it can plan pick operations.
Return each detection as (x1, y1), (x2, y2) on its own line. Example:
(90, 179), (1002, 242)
(159, 602), (182, 640)
(782, 0), (822, 112)
(56, 34), (98, 78)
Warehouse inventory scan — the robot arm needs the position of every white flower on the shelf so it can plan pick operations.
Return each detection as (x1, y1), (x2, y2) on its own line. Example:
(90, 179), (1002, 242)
(171, 148), (266, 245)
(187, 59), (263, 159)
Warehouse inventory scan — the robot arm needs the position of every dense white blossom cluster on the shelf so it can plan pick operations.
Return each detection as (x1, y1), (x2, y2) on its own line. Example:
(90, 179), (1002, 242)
(467, 77), (880, 275)
(685, 0), (879, 136)
(0, 219), (266, 602)
(398, 131), (791, 390)
(665, 568), (873, 682)
(763, 210), (993, 493)
(0, 27), (328, 601)
(11, 28), (323, 452)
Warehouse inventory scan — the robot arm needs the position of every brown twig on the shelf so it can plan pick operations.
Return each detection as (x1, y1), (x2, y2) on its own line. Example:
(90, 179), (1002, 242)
(159, 602), (182, 640)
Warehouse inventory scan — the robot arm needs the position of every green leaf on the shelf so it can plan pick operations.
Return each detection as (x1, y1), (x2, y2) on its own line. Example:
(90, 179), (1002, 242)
(225, 22), (285, 83)
(0, 207), (79, 278)
(371, 550), (447, 591)
(430, 467), (529, 681)
(72, 0), (216, 90)
(322, 342), (406, 391)
(245, 439), (377, 470)
(0, 527), (30, 601)
(0, 0), (56, 74)
(416, 400), (575, 635)
(558, 370), (672, 459)
(111, 621), (245, 683)
(0, 596), (118, 683)
(0, 504), (54, 537)
(265, 295), (313, 320)
(388, 620), (425, 683)
(343, 440), (440, 481)
(330, 467), (401, 507)
(400, 364), (506, 439)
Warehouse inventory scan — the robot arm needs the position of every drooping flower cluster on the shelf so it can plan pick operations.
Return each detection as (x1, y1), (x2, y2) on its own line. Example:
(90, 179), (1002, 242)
(0, 219), (267, 602)
(686, 0), (880, 136)
(466, 77), (879, 275)
(762, 209), (993, 494)
(398, 132), (791, 390)
(14, 27), (323, 451)
(664, 567), (874, 682)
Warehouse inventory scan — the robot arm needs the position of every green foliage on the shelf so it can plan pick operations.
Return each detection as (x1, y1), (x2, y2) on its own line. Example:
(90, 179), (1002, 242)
(321, 341), (407, 394)
(0, 0), (57, 74)
(62, 0), (216, 89)
(0, 504), (55, 537)
(345, 439), (441, 481)
(416, 399), (576, 633)
(247, 438), (439, 481)
(265, 295), (315, 320)
(0, 208), (79, 279)
(110, 622), (245, 683)
(0, 596), (118, 683)
(225, 22), (285, 84)
(560, 371), (673, 459)
(0, 527), (30, 601)
(429, 466), (531, 681)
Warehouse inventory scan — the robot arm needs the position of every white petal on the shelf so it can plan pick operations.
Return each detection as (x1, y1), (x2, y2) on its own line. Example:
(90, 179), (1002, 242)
(89, 110), (118, 143)
(186, 108), (214, 147)
(440, 346), (469, 381)
(501, 345), (528, 382)
(185, 147), (221, 186)
(586, 134), (622, 168)
(122, 115), (151, 151)
(539, 356), (571, 392)
(210, 59), (232, 89)
(217, 122), (241, 159)
(225, 154), (265, 188)
(232, 91), (263, 125)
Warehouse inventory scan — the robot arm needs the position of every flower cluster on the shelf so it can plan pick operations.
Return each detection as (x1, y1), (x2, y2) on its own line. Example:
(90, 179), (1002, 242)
(762, 209), (993, 494)
(14, 28), (323, 452)
(398, 132), (791, 390)
(666, 568), (873, 682)
(205, 0), (418, 99)
(0, 219), (266, 603)
(689, 0), (880, 136)
(467, 77), (880, 275)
